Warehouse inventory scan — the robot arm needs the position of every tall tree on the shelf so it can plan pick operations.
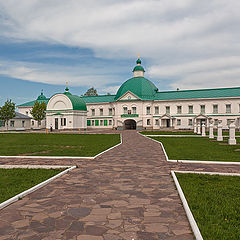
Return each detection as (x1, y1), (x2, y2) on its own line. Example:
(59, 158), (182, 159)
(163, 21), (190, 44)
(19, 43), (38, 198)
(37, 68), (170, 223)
(83, 87), (98, 96)
(30, 101), (46, 127)
(0, 99), (16, 130)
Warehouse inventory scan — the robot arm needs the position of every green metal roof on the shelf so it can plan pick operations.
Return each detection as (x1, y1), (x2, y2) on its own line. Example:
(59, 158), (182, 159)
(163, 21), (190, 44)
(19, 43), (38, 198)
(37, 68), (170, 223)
(63, 92), (87, 111)
(155, 87), (240, 100)
(81, 95), (116, 103)
(115, 77), (158, 100)
(17, 98), (49, 107)
(133, 65), (145, 72)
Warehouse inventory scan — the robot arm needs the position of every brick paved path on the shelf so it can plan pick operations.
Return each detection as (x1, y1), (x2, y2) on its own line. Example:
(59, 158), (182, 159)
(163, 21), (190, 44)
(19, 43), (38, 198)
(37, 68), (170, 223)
(2, 131), (240, 239)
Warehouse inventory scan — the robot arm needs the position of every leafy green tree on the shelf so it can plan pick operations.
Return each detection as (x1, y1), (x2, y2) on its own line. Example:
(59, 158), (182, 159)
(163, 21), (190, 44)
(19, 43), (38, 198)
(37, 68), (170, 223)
(0, 99), (16, 130)
(30, 101), (46, 127)
(83, 87), (98, 96)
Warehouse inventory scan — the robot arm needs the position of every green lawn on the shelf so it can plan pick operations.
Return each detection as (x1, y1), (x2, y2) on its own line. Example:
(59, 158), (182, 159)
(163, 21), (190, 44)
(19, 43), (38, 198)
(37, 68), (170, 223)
(151, 136), (240, 161)
(0, 133), (120, 156)
(176, 173), (240, 240)
(141, 130), (240, 136)
(140, 131), (195, 135)
(0, 168), (63, 203)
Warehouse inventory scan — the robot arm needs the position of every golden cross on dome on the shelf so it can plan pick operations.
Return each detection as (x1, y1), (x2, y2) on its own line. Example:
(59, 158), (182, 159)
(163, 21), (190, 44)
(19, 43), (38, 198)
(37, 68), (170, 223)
(137, 53), (140, 58)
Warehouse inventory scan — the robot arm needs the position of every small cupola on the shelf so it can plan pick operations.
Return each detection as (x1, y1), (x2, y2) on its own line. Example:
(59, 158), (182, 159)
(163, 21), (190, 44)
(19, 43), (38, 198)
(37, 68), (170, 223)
(133, 57), (145, 77)
(37, 90), (47, 100)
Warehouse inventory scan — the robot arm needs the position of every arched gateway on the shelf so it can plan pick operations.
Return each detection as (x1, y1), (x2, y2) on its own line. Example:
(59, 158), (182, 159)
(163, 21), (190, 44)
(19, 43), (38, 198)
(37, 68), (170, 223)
(124, 119), (136, 130)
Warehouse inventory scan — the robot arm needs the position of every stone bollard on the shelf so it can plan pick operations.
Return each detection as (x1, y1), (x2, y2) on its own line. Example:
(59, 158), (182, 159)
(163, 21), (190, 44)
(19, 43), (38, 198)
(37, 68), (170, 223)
(209, 121), (214, 139)
(197, 123), (201, 135)
(202, 123), (206, 136)
(217, 120), (223, 141)
(228, 120), (236, 145)
(193, 122), (197, 133)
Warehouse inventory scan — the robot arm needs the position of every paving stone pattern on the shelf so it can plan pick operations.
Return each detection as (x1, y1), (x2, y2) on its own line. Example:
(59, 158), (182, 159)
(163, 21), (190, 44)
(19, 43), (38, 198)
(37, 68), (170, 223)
(2, 131), (239, 239)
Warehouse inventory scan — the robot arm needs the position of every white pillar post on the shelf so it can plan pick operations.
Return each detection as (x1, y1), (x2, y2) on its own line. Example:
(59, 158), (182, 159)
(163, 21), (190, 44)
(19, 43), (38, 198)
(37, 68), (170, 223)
(209, 121), (214, 139)
(193, 121), (197, 133)
(202, 123), (206, 137)
(197, 123), (201, 135)
(217, 120), (223, 141)
(228, 120), (236, 145)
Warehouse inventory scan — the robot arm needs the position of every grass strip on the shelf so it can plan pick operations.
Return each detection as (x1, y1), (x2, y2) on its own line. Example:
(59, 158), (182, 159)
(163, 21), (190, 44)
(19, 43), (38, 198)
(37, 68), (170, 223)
(176, 173), (240, 240)
(151, 136), (240, 161)
(0, 168), (63, 203)
(0, 133), (120, 156)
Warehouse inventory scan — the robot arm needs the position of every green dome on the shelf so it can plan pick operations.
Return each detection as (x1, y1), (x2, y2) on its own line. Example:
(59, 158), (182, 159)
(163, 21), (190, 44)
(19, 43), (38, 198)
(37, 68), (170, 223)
(115, 77), (158, 100)
(136, 58), (141, 64)
(37, 92), (47, 100)
(63, 92), (87, 111)
(133, 65), (145, 72)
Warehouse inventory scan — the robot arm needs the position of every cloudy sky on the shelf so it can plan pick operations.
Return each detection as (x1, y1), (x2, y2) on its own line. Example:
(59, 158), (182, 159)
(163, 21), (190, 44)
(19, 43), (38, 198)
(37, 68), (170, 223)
(0, 0), (240, 105)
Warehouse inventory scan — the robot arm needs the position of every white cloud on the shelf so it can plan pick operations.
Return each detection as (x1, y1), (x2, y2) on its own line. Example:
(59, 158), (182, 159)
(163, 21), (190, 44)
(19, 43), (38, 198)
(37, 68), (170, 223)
(0, 0), (240, 89)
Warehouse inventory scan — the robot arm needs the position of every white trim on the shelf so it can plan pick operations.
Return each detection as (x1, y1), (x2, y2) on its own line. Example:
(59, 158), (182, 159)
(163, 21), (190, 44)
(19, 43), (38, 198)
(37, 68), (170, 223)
(174, 170), (240, 176)
(0, 134), (122, 160)
(171, 171), (203, 240)
(140, 133), (240, 165)
(93, 133), (122, 158)
(0, 166), (76, 210)
(0, 165), (72, 169)
(144, 134), (240, 138)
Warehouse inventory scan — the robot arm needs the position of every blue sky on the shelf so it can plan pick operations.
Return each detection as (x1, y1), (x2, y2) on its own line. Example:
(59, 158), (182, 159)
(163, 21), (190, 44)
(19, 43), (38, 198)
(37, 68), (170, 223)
(0, 0), (240, 106)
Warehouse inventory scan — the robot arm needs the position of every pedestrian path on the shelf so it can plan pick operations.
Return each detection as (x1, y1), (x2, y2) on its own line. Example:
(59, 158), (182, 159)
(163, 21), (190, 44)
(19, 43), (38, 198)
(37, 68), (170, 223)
(0, 131), (194, 240)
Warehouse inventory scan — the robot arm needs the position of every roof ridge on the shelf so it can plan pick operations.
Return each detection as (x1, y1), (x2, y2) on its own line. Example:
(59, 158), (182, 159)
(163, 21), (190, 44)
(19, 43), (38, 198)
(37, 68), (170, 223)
(158, 86), (240, 94)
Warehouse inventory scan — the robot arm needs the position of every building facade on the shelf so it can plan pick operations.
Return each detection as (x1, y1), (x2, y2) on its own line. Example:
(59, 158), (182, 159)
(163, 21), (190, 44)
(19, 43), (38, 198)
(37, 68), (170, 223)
(18, 58), (240, 130)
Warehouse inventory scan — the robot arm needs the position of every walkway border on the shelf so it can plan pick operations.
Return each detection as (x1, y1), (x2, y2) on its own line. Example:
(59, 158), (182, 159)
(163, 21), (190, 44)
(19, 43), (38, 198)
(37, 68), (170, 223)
(171, 171), (203, 240)
(0, 134), (122, 160)
(172, 170), (240, 240)
(0, 165), (76, 210)
(141, 133), (240, 165)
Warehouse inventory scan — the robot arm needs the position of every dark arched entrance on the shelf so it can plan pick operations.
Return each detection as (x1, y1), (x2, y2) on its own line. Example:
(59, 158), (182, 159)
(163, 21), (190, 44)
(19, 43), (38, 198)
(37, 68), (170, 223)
(124, 119), (136, 130)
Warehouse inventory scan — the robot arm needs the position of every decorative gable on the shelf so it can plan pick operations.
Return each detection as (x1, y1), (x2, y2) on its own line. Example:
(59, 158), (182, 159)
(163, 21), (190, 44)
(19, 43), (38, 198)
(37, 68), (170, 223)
(117, 91), (141, 101)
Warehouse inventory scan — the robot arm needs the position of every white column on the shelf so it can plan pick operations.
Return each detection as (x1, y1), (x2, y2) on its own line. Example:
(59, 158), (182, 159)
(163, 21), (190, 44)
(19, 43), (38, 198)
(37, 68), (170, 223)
(193, 121), (197, 133)
(217, 120), (223, 141)
(197, 123), (201, 134)
(209, 121), (214, 139)
(202, 123), (206, 136)
(228, 120), (236, 145)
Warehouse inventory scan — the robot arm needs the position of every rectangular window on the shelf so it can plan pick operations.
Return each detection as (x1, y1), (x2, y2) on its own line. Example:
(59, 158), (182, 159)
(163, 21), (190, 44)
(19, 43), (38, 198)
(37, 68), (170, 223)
(91, 120), (94, 126)
(123, 107), (127, 114)
(95, 120), (99, 126)
(109, 120), (112, 125)
(100, 120), (103, 126)
(109, 108), (112, 116)
(214, 119), (218, 126)
(177, 106), (182, 114)
(226, 104), (231, 113)
(10, 120), (14, 127)
(132, 107), (136, 114)
(61, 118), (66, 126)
(155, 119), (159, 125)
(146, 106), (151, 115)
(166, 106), (170, 114)
(22, 121), (25, 127)
(200, 105), (205, 114)
(100, 109), (103, 116)
(177, 119), (181, 126)
(155, 106), (159, 115)
(104, 120), (108, 126)
(188, 119), (193, 126)
(0, 120), (5, 127)
(188, 105), (193, 114)
(91, 109), (95, 116)
(32, 121), (34, 126)
(87, 120), (91, 126)
(213, 104), (218, 114)
(147, 119), (151, 125)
